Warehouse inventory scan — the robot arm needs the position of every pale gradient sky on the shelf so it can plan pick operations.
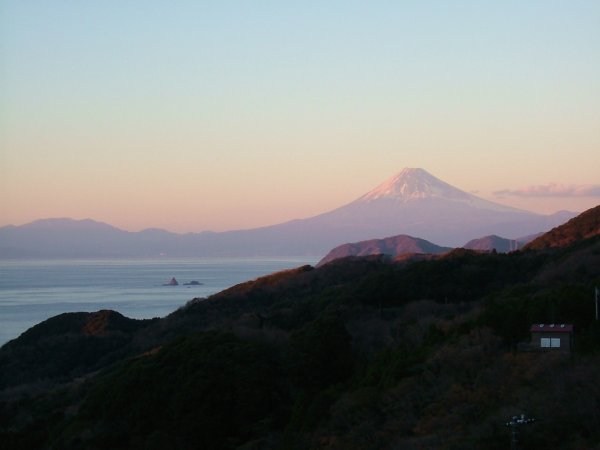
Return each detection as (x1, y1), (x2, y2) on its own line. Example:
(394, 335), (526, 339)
(1, 1), (599, 233)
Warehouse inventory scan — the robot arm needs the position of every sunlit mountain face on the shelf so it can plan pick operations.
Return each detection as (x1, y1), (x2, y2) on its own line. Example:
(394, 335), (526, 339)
(0, 169), (576, 258)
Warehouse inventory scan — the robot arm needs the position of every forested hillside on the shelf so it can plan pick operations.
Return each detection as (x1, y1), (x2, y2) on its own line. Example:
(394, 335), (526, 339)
(1, 207), (599, 450)
(526, 204), (600, 250)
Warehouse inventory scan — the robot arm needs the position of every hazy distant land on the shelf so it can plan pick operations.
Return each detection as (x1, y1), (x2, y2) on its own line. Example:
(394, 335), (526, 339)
(0, 169), (575, 259)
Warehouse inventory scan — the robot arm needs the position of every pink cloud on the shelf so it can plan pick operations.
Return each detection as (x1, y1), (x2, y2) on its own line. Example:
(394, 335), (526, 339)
(494, 183), (600, 198)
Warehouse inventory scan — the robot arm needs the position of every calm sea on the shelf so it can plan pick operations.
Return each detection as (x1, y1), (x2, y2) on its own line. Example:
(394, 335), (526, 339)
(0, 257), (316, 346)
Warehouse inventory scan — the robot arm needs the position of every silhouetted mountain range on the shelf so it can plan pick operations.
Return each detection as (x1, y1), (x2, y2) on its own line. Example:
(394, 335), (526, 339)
(0, 169), (577, 258)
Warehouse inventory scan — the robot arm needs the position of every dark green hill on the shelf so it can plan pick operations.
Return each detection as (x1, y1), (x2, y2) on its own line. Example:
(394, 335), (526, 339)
(0, 310), (157, 389)
(2, 214), (600, 449)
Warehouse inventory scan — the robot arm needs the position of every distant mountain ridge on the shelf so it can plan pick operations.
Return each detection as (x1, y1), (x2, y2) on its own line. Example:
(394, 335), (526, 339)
(316, 235), (452, 267)
(462, 234), (540, 253)
(272, 168), (575, 251)
(14, 218), (119, 232)
(316, 231), (545, 267)
(0, 169), (578, 257)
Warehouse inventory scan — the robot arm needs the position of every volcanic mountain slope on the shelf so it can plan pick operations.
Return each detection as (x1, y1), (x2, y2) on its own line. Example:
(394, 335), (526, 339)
(355, 168), (516, 208)
(316, 234), (452, 267)
(298, 168), (575, 248)
(0, 169), (576, 257)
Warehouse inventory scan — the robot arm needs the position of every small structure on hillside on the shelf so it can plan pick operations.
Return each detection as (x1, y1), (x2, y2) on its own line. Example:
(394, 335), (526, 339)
(530, 323), (573, 352)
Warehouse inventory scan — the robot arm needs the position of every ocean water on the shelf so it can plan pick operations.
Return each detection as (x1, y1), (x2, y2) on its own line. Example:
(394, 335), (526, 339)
(0, 257), (316, 346)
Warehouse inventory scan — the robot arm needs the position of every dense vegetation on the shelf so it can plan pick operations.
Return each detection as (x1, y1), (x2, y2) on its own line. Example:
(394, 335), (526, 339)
(526, 204), (600, 250)
(1, 207), (600, 449)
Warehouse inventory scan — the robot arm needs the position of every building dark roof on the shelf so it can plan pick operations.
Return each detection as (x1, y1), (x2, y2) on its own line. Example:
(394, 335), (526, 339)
(530, 324), (573, 333)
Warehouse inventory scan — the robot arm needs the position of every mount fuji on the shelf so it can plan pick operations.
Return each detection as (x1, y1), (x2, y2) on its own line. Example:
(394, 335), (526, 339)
(248, 168), (574, 251)
(0, 169), (576, 258)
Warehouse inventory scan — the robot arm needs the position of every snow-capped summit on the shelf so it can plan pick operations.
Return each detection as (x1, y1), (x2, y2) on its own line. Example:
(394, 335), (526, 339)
(359, 168), (468, 202)
(0, 168), (577, 257)
(281, 167), (575, 248)
(355, 168), (521, 213)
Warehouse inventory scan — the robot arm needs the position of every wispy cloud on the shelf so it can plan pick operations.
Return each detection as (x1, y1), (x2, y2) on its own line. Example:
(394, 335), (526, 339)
(494, 183), (600, 198)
